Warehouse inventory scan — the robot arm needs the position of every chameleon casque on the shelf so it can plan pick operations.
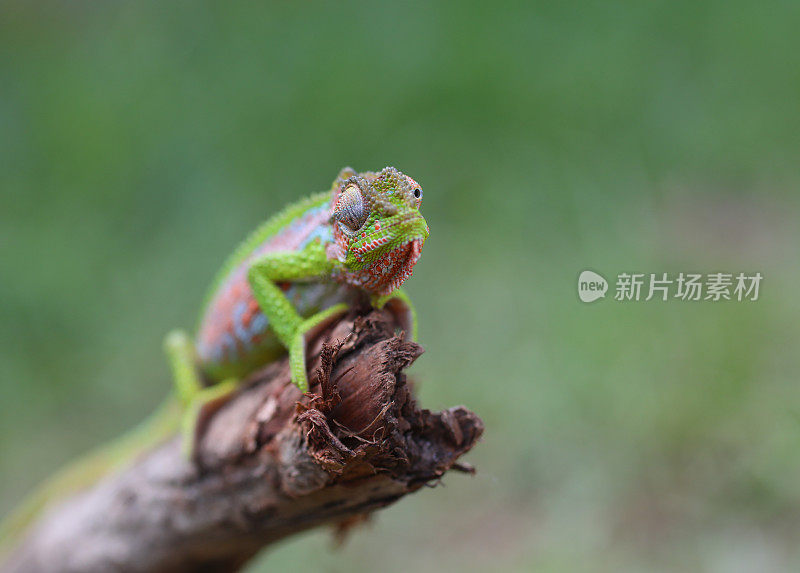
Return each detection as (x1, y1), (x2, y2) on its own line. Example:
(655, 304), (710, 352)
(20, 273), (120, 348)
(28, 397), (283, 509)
(0, 166), (429, 550)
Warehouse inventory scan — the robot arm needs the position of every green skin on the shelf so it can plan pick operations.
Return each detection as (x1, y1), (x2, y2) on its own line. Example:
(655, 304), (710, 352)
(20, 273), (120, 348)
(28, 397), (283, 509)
(0, 167), (428, 553)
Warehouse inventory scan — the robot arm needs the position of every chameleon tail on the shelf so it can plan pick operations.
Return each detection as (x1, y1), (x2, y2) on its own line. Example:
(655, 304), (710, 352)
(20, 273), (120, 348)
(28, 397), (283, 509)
(0, 395), (183, 559)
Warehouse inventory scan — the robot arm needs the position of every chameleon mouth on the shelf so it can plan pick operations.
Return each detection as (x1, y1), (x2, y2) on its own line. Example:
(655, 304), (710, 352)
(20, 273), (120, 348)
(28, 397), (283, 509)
(380, 238), (423, 295)
(339, 214), (427, 294)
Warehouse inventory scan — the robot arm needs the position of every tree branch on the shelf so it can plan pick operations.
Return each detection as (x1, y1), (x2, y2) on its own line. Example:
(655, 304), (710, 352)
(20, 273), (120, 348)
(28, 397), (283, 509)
(4, 310), (483, 573)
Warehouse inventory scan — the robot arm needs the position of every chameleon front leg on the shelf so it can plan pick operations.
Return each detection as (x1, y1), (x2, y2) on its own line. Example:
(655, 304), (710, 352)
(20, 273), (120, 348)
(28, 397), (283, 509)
(247, 246), (345, 392)
(164, 330), (239, 458)
(288, 303), (351, 387)
(373, 288), (418, 341)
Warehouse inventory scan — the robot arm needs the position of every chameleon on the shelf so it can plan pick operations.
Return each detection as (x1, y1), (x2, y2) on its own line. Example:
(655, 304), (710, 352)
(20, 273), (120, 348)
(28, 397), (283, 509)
(0, 166), (429, 554)
(166, 164), (428, 449)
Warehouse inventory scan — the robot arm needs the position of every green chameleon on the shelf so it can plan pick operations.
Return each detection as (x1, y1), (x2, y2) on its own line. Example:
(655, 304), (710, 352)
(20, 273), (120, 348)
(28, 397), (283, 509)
(0, 166), (429, 553)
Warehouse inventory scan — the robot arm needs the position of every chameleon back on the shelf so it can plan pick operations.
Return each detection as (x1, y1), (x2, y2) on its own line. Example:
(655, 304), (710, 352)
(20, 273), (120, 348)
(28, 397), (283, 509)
(195, 194), (349, 382)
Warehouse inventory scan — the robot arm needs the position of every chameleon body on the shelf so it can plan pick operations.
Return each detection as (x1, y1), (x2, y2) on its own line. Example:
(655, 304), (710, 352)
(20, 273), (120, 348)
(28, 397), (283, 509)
(0, 166), (428, 554)
(194, 194), (349, 382)
(168, 165), (428, 401)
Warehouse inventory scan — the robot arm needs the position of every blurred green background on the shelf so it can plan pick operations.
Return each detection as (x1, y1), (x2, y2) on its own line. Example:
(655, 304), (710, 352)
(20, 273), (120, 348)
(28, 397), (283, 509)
(2, 1), (800, 571)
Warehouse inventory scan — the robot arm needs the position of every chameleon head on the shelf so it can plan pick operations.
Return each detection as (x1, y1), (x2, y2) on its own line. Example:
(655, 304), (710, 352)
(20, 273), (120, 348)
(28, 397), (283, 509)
(329, 166), (429, 296)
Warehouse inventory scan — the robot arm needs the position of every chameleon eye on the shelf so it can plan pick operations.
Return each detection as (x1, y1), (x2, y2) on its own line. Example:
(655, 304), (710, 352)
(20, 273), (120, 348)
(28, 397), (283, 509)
(334, 184), (368, 231)
(413, 188), (422, 199)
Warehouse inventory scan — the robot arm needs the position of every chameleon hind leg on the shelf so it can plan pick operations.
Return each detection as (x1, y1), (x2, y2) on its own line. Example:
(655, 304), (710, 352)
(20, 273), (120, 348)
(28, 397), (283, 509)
(246, 246), (346, 392)
(163, 330), (238, 459)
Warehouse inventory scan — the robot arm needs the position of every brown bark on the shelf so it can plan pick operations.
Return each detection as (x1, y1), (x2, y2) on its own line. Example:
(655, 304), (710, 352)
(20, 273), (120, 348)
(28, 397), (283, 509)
(4, 310), (483, 573)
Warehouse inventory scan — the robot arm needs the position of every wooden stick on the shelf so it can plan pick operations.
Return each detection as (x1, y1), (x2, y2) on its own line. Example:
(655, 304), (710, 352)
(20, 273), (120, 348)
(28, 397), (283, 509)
(3, 310), (483, 573)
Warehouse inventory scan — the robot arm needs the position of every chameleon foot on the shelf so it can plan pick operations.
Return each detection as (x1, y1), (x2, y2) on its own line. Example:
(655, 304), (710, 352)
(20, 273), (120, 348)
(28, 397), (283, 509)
(180, 378), (238, 461)
(373, 288), (418, 341)
(289, 303), (349, 392)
